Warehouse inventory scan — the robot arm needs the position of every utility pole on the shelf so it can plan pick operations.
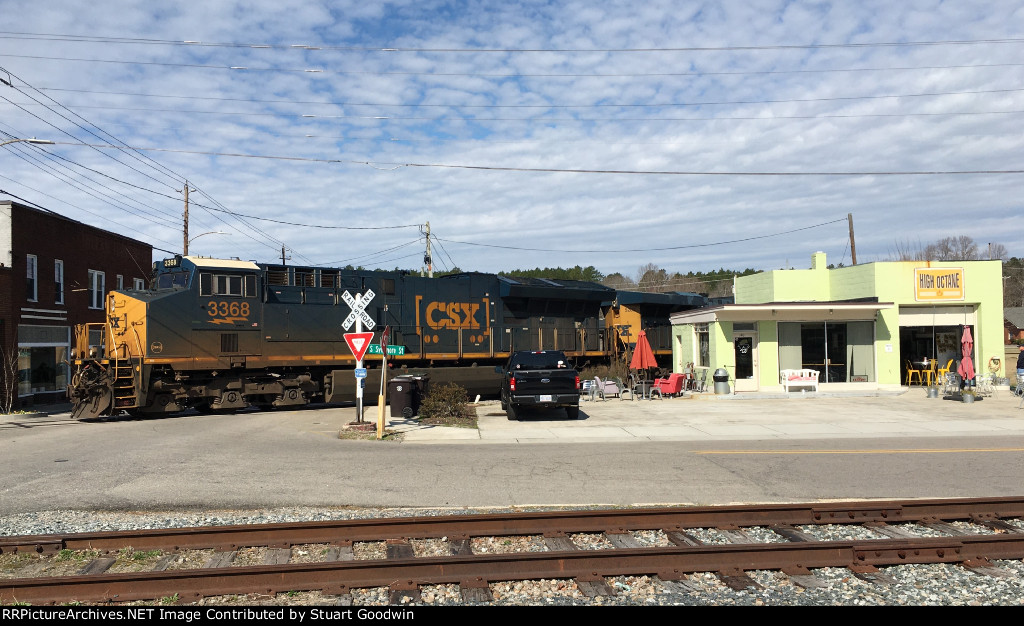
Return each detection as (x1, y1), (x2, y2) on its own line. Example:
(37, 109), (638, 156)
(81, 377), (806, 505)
(423, 221), (433, 278)
(181, 180), (195, 256)
(280, 246), (289, 265)
(847, 213), (857, 265)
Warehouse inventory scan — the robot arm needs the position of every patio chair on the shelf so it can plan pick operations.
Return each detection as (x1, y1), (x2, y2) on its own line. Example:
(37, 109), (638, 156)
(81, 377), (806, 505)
(975, 375), (994, 398)
(613, 377), (635, 400)
(941, 372), (960, 396)
(691, 368), (710, 393)
(651, 373), (686, 398)
(905, 360), (923, 386)
(936, 359), (953, 380)
(593, 376), (621, 400)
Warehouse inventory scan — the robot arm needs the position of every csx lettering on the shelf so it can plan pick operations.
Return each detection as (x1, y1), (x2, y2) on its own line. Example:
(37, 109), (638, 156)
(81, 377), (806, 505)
(425, 301), (480, 329)
(207, 301), (250, 318)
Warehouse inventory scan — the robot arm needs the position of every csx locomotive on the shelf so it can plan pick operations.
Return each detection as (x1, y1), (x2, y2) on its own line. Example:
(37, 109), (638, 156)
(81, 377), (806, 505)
(67, 255), (707, 418)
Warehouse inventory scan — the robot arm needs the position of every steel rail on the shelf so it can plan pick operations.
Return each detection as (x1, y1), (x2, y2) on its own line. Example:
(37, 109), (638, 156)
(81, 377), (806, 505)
(3, 496), (1023, 555)
(3, 533), (1024, 605)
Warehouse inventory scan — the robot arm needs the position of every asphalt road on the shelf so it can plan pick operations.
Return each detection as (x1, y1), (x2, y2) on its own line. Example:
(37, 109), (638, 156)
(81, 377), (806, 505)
(2, 391), (1023, 515)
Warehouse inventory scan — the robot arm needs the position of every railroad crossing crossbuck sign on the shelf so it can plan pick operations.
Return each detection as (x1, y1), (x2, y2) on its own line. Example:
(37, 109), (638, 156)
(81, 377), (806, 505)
(341, 289), (375, 331)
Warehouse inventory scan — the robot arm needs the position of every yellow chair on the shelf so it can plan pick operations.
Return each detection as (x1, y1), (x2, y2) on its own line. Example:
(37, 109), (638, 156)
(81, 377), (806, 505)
(936, 359), (953, 380)
(905, 360), (922, 386)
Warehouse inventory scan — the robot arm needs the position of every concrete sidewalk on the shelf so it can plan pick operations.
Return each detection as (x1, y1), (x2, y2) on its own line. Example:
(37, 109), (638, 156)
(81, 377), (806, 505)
(393, 387), (1024, 444)
(13, 388), (1024, 445)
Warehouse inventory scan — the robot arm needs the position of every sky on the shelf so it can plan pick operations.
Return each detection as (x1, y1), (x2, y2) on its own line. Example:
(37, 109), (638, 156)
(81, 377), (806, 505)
(1, 0), (1022, 282)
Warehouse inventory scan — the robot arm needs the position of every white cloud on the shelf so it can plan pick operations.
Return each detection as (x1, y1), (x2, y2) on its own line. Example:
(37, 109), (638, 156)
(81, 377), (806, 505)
(1, 0), (1021, 276)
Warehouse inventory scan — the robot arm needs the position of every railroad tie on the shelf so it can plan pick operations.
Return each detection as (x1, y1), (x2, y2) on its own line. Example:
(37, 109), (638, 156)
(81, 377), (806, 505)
(863, 522), (921, 539)
(459, 578), (493, 603)
(716, 568), (763, 592)
(386, 539), (415, 560)
(262, 548), (291, 565)
(848, 564), (897, 585)
(325, 542), (355, 561)
(203, 551), (237, 568)
(388, 580), (421, 605)
(781, 566), (828, 589)
(770, 524), (816, 542)
(77, 557), (116, 575)
(664, 530), (702, 546)
(961, 559), (1021, 579)
(603, 531), (643, 549)
(448, 538), (474, 556)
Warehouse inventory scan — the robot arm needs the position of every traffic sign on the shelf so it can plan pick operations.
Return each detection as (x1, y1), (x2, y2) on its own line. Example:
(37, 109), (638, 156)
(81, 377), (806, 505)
(354, 368), (367, 379)
(341, 290), (376, 331)
(344, 332), (374, 361)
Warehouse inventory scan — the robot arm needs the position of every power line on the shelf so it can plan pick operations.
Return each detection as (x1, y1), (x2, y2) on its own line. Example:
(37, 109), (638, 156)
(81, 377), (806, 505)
(436, 219), (847, 254)
(50, 143), (1024, 175)
(2, 31), (1021, 52)
(13, 87), (1024, 114)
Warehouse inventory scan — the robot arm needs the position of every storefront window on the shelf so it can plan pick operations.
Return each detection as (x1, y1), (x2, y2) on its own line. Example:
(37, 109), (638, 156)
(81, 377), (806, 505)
(779, 322), (874, 383)
(19, 347), (68, 395)
(695, 323), (710, 368)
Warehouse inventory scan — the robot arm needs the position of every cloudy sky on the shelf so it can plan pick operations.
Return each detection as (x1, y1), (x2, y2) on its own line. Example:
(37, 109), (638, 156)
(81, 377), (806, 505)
(1, 1), (1021, 280)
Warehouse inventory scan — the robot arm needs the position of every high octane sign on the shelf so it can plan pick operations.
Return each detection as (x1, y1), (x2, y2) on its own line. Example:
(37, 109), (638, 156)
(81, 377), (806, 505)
(914, 267), (964, 301)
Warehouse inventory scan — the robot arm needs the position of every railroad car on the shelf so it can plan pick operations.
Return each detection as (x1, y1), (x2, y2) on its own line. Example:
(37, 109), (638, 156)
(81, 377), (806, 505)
(67, 255), (707, 418)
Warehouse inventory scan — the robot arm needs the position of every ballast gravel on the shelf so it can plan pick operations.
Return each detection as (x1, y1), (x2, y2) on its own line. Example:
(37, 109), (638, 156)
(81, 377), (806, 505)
(2, 506), (1023, 606)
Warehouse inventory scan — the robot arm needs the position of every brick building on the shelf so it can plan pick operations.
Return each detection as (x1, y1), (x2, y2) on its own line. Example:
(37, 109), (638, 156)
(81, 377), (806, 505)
(1, 200), (152, 409)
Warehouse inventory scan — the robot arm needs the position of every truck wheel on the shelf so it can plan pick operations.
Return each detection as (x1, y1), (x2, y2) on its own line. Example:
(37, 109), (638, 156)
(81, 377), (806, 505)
(565, 405), (580, 420)
(506, 404), (518, 421)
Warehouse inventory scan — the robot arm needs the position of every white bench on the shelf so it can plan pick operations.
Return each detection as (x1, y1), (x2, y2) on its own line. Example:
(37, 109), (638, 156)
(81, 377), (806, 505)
(780, 369), (819, 392)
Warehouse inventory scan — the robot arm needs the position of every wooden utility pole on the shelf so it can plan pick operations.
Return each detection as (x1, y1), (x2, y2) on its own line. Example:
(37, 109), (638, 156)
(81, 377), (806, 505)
(182, 181), (191, 256)
(848, 213), (857, 265)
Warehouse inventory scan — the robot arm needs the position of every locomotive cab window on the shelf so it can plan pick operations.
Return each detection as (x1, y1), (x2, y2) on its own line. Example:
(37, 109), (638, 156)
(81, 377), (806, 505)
(200, 272), (256, 297)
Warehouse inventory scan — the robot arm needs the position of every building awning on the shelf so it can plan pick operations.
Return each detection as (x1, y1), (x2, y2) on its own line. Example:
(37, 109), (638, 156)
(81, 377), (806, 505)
(671, 301), (894, 325)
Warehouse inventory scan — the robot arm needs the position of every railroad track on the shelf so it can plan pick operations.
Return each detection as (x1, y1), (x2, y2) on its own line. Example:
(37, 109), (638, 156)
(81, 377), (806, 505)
(2, 497), (1023, 606)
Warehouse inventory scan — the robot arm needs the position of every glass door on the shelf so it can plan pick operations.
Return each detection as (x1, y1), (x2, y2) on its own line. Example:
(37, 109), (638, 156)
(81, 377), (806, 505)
(733, 333), (758, 392)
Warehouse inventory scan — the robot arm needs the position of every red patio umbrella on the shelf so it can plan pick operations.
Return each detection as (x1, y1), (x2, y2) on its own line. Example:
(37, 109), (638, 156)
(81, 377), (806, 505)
(629, 330), (658, 371)
(629, 330), (659, 398)
(957, 326), (975, 386)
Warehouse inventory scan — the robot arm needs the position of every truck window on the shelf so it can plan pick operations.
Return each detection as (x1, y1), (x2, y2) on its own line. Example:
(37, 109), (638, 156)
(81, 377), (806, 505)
(512, 352), (568, 370)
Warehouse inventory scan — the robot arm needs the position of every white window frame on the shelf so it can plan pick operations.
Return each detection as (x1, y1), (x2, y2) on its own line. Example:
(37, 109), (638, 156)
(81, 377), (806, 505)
(54, 259), (64, 305)
(88, 270), (106, 310)
(26, 254), (38, 302)
(133, 278), (145, 290)
(116, 274), (124, 290)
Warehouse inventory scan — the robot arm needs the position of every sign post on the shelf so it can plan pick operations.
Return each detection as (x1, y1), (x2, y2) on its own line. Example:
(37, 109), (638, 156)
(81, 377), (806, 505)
(377, 326), (389, 439)
(341, 290), (375, 423)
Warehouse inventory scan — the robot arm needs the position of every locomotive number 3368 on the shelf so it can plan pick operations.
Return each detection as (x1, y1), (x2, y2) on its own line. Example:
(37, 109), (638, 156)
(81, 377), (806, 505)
(207, 301), (250, 318)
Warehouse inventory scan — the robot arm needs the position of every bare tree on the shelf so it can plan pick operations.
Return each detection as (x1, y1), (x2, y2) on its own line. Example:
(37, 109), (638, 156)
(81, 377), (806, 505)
(636, 264), (668, 292)
(601, 272), (636, 290)
(886, 239), (926, 261)
(0, 344), (19, 414)
(924, 236), (980, 261)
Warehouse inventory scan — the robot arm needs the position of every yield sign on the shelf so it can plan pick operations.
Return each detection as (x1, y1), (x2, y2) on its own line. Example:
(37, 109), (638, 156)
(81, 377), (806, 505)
(344, 332), (374, 361)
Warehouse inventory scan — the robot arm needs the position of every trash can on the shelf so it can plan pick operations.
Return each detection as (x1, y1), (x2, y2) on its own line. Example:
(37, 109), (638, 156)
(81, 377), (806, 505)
(713, 368), (730, 395)
(389, 376), (416, 418)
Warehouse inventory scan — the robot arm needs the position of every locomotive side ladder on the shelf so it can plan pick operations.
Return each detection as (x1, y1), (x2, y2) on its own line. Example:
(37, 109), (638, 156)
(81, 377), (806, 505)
(110, 342), (138, 409)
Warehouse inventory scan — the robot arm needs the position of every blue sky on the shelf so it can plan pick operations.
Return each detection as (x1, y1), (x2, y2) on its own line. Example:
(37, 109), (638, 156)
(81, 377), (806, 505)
(1, 0), (1022, 280)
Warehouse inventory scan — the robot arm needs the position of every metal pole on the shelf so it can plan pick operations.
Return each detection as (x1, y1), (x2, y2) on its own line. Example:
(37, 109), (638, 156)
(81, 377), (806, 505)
(355, 294), (364, 423)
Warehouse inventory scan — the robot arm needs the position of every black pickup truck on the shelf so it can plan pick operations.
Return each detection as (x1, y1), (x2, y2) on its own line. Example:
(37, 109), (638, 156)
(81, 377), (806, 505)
(495, 350), (581, 420)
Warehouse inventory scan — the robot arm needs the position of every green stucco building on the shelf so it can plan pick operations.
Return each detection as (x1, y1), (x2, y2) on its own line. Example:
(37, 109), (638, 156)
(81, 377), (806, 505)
(670, 252), (1004, 393)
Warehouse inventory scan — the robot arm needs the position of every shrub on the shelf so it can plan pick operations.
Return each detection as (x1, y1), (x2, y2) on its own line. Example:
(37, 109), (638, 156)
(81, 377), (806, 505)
(418, 382), (470, 422)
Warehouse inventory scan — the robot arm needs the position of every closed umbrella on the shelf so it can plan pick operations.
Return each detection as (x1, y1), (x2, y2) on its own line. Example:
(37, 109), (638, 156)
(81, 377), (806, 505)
(629, 330), (658, 398)
(957, 326), (975, 391)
